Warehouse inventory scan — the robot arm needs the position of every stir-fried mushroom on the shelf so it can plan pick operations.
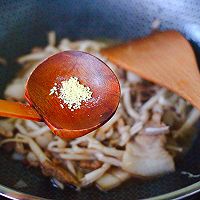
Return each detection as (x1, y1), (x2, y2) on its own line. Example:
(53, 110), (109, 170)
(0, 32), (199, 191)
(79, 160), (102, 170)
(81, 163), (110, 186)
(26, 152), (39, 167)
(0, 127), (13, 138)
(96, 168), (130, 190)
(15, 142), (27, 154)
(41, 160), (79, 187)
(134, 82), (158, 105)
(140, 121), (169, 136)
(0, 134), (79, 187)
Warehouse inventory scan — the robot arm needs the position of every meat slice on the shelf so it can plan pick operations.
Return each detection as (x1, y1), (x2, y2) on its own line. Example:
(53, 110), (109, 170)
(122, 135), (175, 177)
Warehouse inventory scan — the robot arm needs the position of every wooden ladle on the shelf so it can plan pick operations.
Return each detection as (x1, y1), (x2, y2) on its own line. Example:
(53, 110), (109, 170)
(101, 30), (200, 110)
(0, 51), (120, 138)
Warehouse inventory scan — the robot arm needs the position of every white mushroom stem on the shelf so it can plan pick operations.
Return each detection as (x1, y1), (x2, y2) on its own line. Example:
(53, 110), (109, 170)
(95, 153), (122, 167)
(17, 52), (49, 64)
(143, 126), (169, 135)
(141, 88), (165, 112)
(59, 153), (95, 160)
(96, 112), (121, 133)
(16, 134), (49, 163)
(174, 108), (200, 138)
(88, 138), (124, 158)
(27, 126), (50, 137)
(48, 31), (56, 46)
(123, 88), (140, 119)
(0, 138), (27, 146)
(65, 160), (76, 176)
(25, 121), (40, 131)
(130, 121), (143, 136)
(81, 163), (110, 186)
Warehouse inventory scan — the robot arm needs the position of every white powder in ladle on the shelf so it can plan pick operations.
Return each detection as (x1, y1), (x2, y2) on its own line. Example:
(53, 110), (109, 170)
(49, 77), (93, 111)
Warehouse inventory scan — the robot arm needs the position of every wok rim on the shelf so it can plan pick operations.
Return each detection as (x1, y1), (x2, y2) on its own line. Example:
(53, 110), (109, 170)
(0, 180), (200, 200)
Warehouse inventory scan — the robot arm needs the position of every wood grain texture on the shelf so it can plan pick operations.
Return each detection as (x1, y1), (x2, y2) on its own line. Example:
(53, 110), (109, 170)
(0, 100), (42, 121)
(101, 31), (200, 110)
(25, 51), (120, 138)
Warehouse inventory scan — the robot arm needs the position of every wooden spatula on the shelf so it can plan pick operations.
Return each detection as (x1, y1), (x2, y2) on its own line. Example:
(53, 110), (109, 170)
(101, 30), (200, 110)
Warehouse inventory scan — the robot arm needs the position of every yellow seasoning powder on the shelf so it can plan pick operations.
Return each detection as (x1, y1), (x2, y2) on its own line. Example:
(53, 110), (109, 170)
(49, 77), (93, 111)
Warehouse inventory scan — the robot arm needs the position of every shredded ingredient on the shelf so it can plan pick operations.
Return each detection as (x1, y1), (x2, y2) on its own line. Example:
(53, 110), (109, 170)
(0, 31), (199, 191)
(181, 171), (200, 178)
(50, 77), (93, 111)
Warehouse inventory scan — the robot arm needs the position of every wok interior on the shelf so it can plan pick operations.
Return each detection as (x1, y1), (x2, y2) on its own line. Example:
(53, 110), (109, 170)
(0, 1), (200, 199)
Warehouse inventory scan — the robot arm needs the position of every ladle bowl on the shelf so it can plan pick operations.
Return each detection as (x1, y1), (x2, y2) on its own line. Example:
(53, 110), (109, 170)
(0, 51), (120, 138)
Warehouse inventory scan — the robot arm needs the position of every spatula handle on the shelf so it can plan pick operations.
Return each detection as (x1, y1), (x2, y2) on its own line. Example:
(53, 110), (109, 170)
(0, 100), (42, 121)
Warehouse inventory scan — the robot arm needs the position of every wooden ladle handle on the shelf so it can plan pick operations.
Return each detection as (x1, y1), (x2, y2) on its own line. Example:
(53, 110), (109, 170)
(0, 100), (42, 121)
